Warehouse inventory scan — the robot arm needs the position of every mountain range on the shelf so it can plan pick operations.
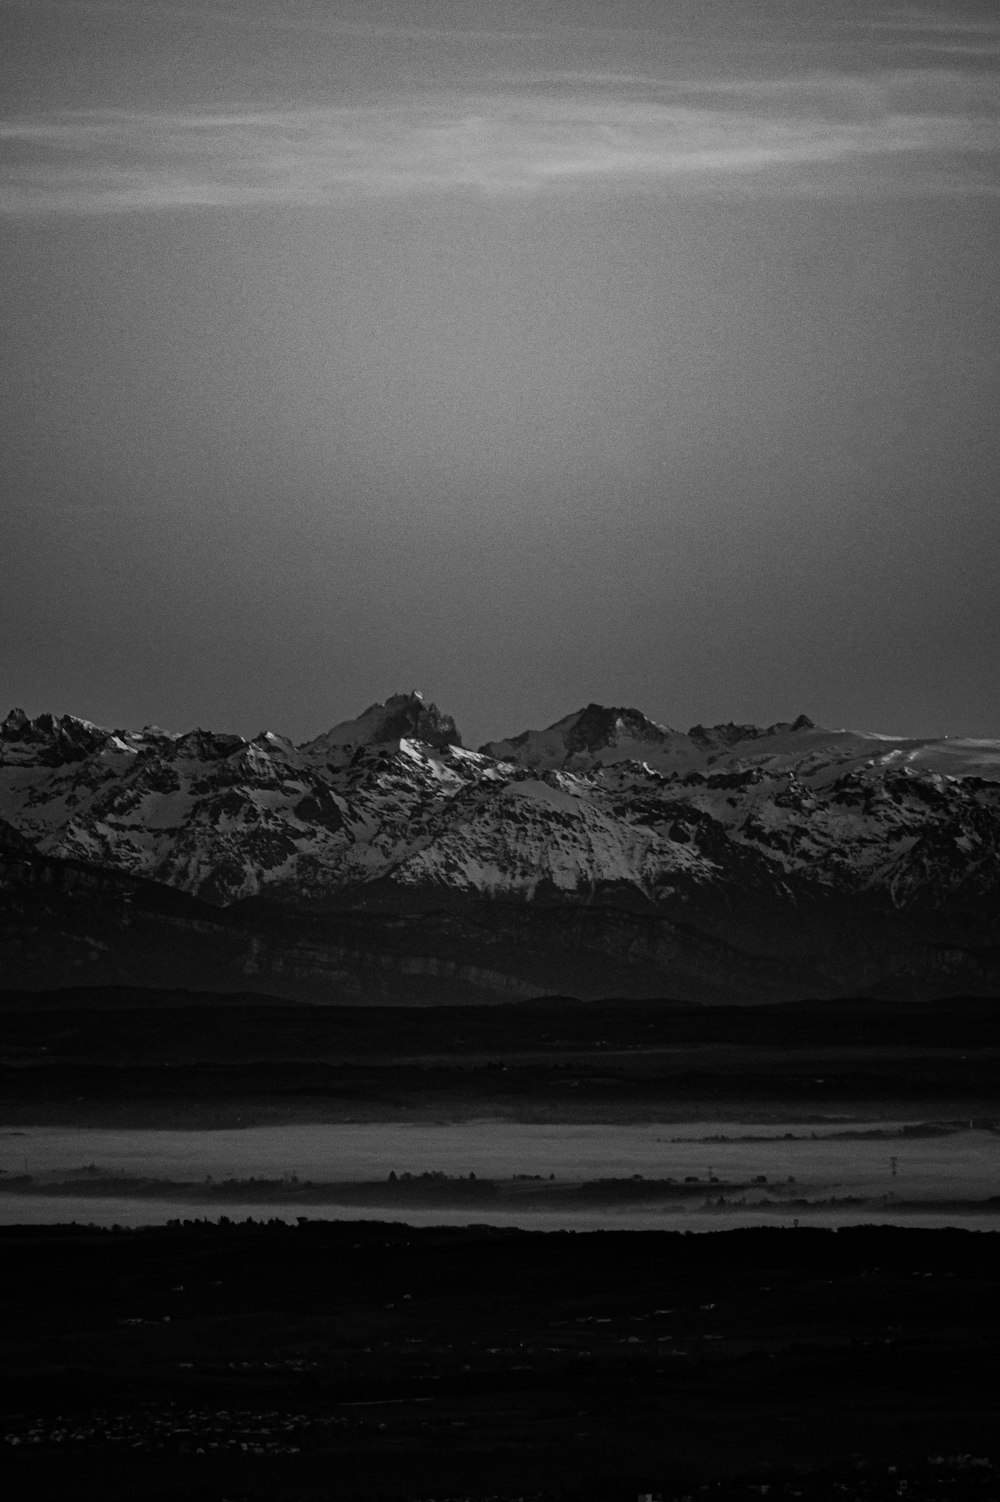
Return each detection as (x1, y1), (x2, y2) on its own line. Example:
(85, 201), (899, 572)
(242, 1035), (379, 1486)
(2, 692), (999, 1004)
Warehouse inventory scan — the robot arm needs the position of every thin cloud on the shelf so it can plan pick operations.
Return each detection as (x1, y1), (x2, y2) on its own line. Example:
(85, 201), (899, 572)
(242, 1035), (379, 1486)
(852, 9), (1000, 56)
(899, 42), (1000, 58)
(862, 11), (1000, 35)
(0, 0), (551, 43)
(1, 77), (997, 214)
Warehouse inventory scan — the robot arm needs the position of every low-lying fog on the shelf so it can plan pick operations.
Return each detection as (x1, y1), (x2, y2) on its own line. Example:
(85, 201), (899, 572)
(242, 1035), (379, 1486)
(2, 1119), (998, 1231)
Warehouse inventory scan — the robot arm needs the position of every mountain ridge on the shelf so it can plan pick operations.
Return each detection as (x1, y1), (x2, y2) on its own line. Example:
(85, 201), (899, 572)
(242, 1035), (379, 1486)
(3, 692), (999, 1003)
(5, 694), (996, 776)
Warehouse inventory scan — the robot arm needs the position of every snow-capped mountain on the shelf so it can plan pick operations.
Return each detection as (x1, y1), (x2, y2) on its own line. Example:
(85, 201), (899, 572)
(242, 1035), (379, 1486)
(482, 703), (692, 772)
(2, 693), (999, 1002)
(301, 690), (462, 762)
(483, 702), (1000, 784)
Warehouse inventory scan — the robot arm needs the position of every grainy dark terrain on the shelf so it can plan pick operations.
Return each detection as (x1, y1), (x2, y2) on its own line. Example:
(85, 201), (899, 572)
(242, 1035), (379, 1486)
(1, 1222), (999, 1499)
(3, 989), (999, 1497)
(2, 991), (999, 1126)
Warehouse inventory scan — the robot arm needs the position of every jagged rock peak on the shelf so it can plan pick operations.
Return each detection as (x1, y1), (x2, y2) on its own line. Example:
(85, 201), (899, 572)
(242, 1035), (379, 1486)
(1, 707), (108, 762)
(563, 703), (677, 754)
(688, 713), (816, 748)
(302, 691), (462, 755)
(3, 707), (92, 737)
(480, 702), (683, 769)
(172, 727), (248, 760)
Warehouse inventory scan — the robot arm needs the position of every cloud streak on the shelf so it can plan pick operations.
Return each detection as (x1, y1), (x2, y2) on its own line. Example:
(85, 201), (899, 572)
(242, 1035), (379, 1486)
(2, 73), (997, 213)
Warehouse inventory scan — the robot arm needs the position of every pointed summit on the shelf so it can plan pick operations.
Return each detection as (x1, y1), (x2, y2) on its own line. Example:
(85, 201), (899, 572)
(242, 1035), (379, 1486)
(562, 703), (677, 757)
(2, 708), (30, 735)
(1, 707), (109, 764)
(482, 702), (685, 771)
(302, 691), (462, 758)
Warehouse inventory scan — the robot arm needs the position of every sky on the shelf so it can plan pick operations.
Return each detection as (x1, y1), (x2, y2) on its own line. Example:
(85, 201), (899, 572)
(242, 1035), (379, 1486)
(2, 0), (998, 748)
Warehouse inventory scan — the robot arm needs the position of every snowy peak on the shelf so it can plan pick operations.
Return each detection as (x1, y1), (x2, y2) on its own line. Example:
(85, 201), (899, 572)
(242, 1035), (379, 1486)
(1, 707), (111, 765)
(301, 691), (462, 760)
(564, 703), (678, 756)
(481, 704), (822, 774)
(688, 714), (815, 750)
(483, 705), (958, 783)
(171, 728), (248, 762)
(482, 703), (685, 771)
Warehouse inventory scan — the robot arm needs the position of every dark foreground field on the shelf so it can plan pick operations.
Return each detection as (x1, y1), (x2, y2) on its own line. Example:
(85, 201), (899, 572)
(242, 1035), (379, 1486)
(1, 1221), (999, 1500)
(3, 991), (999, 1496)
(2, 991), (1000, 1126)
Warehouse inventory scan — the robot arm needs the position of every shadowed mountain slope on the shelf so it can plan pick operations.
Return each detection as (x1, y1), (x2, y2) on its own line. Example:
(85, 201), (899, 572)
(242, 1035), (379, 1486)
(2, 694), (999, 1003)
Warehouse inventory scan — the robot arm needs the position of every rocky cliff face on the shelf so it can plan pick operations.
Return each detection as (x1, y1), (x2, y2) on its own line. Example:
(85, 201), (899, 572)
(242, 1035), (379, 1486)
(2, 694), (999, 1003)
